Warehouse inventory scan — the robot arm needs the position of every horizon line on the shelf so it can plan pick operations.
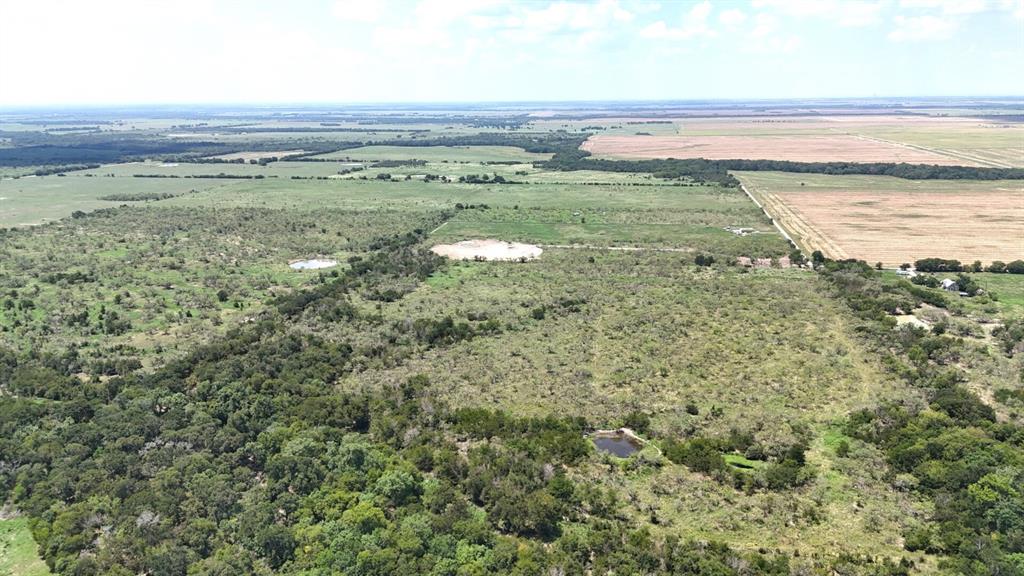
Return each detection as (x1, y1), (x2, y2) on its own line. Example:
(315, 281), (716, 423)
(3, 95), (1024, 112)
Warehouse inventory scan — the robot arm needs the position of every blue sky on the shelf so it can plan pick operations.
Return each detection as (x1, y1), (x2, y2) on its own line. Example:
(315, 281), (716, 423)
(1, 0), (1021, 105)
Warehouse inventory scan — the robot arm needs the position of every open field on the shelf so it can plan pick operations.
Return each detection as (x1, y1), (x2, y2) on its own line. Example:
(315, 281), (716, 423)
(208, 149), (305, 161)
(313, 145), (553, 162)
(80, 160), (356, 178)
(578, 115), (1024, 167)
(582, 133), (982, 165)
(0, 176), (235, 227)
(737, 171), (1024, 266)
(0, 519), (51, 576)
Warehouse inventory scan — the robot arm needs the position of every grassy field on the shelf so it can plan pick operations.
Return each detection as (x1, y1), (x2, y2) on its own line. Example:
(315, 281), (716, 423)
(0, 519), (51, 576)
(737, 171), (1024, 266)
(973, 272), (1024, 312)
(313, 145), (553, 162)
(573, 114), (1023, 167)
(0, 175), (234, 227)
(79, 161), (357, 178)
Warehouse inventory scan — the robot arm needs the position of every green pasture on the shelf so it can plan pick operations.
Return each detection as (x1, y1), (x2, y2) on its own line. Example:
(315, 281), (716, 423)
(313, 145), (553, 163)
(0, 518), (51, 576)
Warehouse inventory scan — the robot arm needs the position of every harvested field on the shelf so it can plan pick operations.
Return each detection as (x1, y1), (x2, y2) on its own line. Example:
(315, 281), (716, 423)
(581, 134), (979, 165)
(737, 171), (1024, 266)
(431, 239), (542, 261)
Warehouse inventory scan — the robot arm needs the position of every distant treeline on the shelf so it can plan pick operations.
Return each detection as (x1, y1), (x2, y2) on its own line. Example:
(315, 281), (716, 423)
(44, 126), (104, 132)
(131, 173), (269, 179)
(0, 140), (234, 167)
(543, 148), (1024, 186)
(98, 191), (178, 202)
(207, 127), (432, 134)
(914, 257), (1024, 274)
(30, 164), (100, 176)
(715, 159), (1024, 180)
(371, 159), (427, 168)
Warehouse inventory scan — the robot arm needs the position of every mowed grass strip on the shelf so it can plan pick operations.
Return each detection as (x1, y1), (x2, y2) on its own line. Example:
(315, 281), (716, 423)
(0, 518), (52, 576)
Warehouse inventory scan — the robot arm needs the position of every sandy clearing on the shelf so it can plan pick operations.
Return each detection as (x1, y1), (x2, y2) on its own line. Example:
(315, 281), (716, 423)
(431, 239), (542, 261)
(581, 134), (979, 165)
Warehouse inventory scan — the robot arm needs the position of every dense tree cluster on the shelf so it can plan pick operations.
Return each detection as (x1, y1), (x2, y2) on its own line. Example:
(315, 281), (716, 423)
(97, 192), (178, 202)
(543, 152), (1024, 186)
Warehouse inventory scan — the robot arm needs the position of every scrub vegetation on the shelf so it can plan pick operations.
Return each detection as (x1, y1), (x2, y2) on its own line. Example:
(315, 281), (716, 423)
(0, 102), (1021, 576)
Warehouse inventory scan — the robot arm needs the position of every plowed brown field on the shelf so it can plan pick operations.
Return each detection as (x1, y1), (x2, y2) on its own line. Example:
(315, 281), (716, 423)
(736, 171), (1024, 266)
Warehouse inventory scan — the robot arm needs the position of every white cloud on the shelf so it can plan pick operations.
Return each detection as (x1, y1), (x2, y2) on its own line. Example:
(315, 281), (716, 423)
(888, 14), (958, 40)
(513, 0), (633, 34)
(719, 8), (747, 27)
(900, 0), (1024, 17)
(752, 0), (884, 26)
(899, 0), (988, 14)
(751, 13), (779, 37)
(332, 0), (384, 22)
(998, 0), (1024, 18)
(641, 0), (715, 39)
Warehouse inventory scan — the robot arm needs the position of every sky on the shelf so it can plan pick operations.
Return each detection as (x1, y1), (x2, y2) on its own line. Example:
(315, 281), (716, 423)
(1, 0), (1022, 106)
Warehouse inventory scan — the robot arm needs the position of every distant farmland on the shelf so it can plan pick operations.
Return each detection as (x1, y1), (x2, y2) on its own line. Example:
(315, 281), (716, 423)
(736, 171), (1024, 266)
(582, 134), (981, 165)
(579, 114), (1024, 167)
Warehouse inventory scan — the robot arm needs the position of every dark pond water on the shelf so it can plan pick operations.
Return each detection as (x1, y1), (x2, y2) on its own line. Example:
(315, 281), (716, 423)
(592, 435), (641, 457)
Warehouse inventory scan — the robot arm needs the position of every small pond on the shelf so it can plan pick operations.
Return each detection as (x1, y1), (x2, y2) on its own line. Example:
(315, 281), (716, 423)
(592, 434), (641, 457)
(290, 259), (338, 270)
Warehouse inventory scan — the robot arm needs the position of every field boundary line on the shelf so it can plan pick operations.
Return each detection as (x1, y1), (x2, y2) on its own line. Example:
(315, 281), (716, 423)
(738, 181), (800, 253)
(850, 133), (1010, 168)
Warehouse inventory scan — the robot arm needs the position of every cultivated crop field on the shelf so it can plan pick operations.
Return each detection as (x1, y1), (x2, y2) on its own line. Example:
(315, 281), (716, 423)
(737, 171), (1024, 266)
(582, 133), (971, 164)
(580, 114), (1024, 167)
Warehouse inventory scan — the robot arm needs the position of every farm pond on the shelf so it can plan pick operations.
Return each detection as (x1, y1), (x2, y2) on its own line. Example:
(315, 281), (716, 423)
(591, 430), (643, 457)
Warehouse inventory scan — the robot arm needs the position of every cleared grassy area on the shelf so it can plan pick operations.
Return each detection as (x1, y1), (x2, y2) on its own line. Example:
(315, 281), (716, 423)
(0, 518), (51, 576)
(0, 175), (234, 227)
(313, 145), (553, 163)
(974, 272), (1024, 313)
(80, 161), (356, 178)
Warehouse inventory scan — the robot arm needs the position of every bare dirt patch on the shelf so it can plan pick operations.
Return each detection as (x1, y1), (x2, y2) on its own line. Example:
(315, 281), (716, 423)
(581, 134), (976, 165)
(431, 239), (542, 261)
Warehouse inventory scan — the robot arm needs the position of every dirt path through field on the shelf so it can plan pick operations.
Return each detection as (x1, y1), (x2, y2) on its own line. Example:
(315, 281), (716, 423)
(740, 181), (848, 259)
(847, 133), (1007, 168)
